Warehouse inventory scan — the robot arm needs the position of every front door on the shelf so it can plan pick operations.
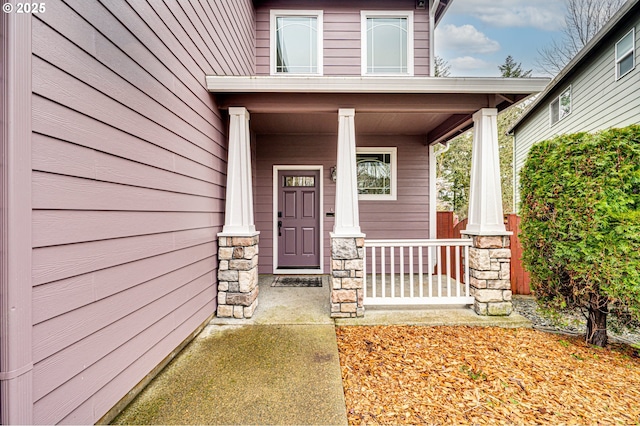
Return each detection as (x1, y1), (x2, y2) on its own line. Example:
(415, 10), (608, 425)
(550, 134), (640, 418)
(277, 170), (320, 268)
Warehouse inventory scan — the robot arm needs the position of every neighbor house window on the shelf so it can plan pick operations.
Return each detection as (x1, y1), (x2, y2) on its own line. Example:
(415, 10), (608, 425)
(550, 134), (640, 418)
(361, 11), (414, 75)
(550, 86), (571, 125)
(270, 10), (323, 75)
(356, 147), (397, 200)
(615, 28), (635, 80)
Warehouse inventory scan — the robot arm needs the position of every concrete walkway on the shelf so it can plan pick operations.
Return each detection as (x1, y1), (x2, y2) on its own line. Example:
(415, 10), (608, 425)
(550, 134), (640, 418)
(113, 275), (531, 425)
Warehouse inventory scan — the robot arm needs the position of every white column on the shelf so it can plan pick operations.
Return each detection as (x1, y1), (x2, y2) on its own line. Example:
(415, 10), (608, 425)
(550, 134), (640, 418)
(332, 108), (364, 236)
(219, 107), (256, 236)
(464, 108), (508, 235)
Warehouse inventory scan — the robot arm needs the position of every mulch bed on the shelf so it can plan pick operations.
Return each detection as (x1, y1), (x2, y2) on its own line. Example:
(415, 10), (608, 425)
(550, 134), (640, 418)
(336, 326), (640, 424)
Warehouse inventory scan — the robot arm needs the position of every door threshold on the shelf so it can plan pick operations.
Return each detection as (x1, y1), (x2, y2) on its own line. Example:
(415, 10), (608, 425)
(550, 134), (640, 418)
(274, 268), (324, 275)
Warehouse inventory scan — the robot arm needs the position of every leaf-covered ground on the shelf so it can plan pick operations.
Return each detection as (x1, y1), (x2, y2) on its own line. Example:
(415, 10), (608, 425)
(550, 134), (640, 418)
(336, 326), (640, 425)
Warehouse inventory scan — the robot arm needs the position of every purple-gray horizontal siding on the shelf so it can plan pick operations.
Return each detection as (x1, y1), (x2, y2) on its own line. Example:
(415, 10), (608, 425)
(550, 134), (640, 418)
(255, 0), (430, 76)
(255, 133), (430, 273)
(30, 0), (255, 423)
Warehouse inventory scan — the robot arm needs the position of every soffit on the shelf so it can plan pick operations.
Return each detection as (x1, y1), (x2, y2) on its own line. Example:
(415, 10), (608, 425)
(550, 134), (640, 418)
(250, 112), (450, 136)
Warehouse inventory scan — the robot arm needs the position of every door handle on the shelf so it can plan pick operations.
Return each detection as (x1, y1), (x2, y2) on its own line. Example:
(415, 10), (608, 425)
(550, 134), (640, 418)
(278, 220), (282, 236)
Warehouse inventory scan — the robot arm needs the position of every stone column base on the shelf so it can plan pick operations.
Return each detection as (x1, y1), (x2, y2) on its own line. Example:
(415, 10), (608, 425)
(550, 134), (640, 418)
(466, 234), (512, 316)
(330, 235), (365, 318)
(216, 234), (259, 318)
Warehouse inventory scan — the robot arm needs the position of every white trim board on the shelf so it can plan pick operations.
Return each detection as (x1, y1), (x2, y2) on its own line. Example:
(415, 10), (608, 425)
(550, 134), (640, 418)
(206, 75), (550, 94)
(273, 165), (324, 274)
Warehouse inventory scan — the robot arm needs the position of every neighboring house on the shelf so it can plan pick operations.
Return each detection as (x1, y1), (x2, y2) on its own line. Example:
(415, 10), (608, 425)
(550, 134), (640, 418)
(510, 0), (640, 209)
(0, 0), (546, 424)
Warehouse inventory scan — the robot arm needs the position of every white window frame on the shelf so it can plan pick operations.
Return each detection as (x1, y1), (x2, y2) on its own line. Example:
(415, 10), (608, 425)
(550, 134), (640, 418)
(270, 10), (323, 76)
(361, 11), (414, 76)
(549, 85), (572, 126)
(356, 147), (397, 201)
(615, 28), (635, 80)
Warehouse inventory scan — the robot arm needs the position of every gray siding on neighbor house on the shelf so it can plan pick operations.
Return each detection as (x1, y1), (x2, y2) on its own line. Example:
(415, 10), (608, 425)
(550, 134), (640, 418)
(255, 133), (430, 273)
(30, 0), (254, 423)
(255, 0), (430, 76)
(514, 16), (640, 209)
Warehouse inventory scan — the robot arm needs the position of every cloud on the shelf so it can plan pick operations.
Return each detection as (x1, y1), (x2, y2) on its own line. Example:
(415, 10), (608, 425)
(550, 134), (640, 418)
(449, 56), (494, 74)
(435, 24), (501, 54)
(445, 0), (565, 31)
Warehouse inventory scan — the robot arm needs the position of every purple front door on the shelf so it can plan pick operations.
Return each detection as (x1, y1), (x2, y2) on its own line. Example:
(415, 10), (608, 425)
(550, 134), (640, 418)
(278, 170), (320, 268)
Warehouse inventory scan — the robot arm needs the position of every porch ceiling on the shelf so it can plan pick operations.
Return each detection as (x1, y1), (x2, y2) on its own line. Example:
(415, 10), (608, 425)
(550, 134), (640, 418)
(250, 112), (459, 138)
(208, 76), (550, 144)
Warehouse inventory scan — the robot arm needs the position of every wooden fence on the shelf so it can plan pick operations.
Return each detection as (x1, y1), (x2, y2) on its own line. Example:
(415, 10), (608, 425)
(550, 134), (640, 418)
(436, 211), (531, 295)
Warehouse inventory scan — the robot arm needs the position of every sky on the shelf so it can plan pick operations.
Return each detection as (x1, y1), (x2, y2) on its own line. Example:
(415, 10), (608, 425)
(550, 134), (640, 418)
(435, 0), (567, 77)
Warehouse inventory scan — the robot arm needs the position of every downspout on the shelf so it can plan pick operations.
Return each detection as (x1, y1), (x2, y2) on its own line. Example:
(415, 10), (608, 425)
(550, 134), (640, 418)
(511, 132), (517, 214)
(428, 143), (437, 239)
(429, 0), (440, 76)
(429, 141), (448, 239)
(0, 5), (33, 424)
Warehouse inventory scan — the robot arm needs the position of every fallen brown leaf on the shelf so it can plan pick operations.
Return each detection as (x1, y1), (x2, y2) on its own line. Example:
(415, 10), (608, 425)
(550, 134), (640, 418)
(336, 326), (640, 425)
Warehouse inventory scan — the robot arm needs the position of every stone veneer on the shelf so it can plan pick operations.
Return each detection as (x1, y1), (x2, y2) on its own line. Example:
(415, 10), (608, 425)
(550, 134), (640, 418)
(216, 234), (259, 318)
(468, 235), (512, 316)
(330, 236), (365, 318)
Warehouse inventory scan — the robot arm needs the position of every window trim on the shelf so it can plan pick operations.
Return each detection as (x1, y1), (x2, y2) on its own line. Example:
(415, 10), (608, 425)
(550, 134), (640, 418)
(361, 10), (414, 76)
(549, 85), (572, 126)
(270, 10), (324, 76)
(615, 28), (635, 80)
(356, 147), (397, 201)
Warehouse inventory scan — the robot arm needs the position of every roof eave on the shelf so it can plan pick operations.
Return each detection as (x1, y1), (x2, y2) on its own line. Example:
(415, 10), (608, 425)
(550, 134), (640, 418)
(206, 75), (550, 95)
(433, 0), (453, 27)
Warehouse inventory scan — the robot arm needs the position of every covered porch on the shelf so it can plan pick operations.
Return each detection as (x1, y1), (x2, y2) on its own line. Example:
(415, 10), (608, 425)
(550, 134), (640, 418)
(207, 76), (548, 319)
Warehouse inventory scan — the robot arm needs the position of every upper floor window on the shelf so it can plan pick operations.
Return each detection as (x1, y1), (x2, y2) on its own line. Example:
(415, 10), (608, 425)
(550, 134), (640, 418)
(550, 86), (571, 126)
(615, 28), (635, 80)
(270, 10), (323, 75)
(361, 11), (414, 76)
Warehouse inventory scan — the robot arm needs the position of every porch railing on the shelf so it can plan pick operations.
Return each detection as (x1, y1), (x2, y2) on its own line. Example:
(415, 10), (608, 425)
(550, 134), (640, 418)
(363, 239), (473, 305)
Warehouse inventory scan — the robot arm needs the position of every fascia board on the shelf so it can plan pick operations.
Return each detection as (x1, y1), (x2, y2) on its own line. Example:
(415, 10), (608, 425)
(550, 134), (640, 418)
(206, 75), (550, 95)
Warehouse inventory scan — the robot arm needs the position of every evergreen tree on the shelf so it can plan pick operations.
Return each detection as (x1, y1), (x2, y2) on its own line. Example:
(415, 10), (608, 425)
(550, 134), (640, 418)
(498, 55), (532, 78)
(520, 126), (640, 346)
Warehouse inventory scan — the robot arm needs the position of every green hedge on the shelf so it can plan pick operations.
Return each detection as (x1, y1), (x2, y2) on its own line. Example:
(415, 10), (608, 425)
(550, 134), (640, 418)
(519, 125), (640, 324)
